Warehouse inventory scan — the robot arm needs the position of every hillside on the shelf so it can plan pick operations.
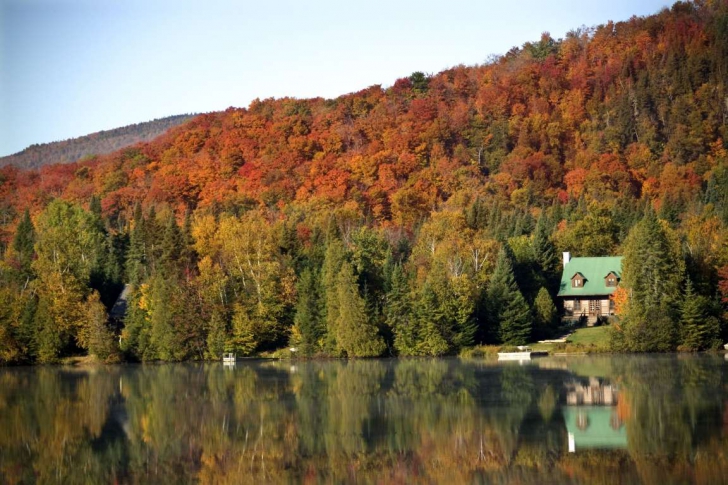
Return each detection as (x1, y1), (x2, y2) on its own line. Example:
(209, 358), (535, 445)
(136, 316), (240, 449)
(0, 114), (195, 169)
(0, 1), (726, 364)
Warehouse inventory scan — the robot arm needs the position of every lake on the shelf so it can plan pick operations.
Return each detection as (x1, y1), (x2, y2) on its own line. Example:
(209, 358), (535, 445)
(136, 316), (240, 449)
(0, 355), (727, 484)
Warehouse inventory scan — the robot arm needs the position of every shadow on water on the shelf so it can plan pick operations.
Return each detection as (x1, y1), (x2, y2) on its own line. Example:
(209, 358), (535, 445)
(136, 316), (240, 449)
(1, 355), (727, 484)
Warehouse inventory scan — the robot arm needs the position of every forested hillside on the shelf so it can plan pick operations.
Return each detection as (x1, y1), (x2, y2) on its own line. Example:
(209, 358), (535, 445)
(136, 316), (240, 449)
(0, 1), (727, 363)
(0, 114), (194, 169)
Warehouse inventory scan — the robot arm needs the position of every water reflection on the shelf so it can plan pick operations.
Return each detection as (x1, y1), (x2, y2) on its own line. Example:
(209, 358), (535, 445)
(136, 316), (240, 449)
(0, 355), (727, 484)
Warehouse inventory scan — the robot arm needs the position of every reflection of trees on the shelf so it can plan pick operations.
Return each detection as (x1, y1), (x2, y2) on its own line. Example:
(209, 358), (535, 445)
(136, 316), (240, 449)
(1, 356), (728, 483)
(613, 355), (725, 484)
(0, 367), (122, 484)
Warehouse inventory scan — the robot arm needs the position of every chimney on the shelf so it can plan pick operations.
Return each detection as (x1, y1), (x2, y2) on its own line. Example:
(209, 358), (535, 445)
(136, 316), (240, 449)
(563, 252), (571, 268)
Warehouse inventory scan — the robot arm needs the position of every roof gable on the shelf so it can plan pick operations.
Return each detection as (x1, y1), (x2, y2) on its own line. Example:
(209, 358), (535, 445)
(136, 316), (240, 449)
(558, 256), (623, 297)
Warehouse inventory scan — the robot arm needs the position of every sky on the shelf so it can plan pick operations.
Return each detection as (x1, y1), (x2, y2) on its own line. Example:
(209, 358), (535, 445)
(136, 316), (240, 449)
(0, 0), (673, 157)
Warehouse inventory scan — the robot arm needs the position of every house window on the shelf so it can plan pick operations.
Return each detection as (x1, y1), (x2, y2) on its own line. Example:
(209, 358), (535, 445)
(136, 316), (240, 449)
(572, 278), (582, 288)
(605, 272), (617, 287)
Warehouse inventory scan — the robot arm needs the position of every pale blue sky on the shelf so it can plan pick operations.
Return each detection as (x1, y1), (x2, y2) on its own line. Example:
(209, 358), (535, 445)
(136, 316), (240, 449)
(1, 0), (672, 157)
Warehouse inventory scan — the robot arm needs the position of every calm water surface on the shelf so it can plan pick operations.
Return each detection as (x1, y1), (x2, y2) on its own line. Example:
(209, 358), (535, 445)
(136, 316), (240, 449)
(1, 355), (728, 484)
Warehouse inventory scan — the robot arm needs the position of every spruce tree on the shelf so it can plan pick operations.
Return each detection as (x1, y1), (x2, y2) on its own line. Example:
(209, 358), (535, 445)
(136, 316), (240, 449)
(335, 261), (385, 357)
(321, 239), (346, 352)
(158, 216), (183, 278)
(680, 278), (720, 351)
(12, 209), (36, 279)
(414, 283), (449, 356)
(292, 268), (323, 355)
(617, 210), (684, 351)
(487, 248), (532, 345)
(386, 264), (417, 355)
(450, 276), (477, 349)
(532, 215), (557, 277)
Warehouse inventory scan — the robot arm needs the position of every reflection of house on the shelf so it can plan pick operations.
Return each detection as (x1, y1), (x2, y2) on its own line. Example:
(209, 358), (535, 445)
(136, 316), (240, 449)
(563, 407), (627, 452)
(565, 377), (617, 405)
(563, 377), (626, 453)
(557, 253), (622, 325)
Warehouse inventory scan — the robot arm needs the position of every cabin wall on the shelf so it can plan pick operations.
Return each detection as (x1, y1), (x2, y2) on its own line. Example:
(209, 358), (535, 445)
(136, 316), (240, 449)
(561, 297), (615, 324)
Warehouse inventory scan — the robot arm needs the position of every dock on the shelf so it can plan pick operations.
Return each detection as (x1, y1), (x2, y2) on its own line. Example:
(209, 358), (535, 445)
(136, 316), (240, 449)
(497, 346), (548, 361)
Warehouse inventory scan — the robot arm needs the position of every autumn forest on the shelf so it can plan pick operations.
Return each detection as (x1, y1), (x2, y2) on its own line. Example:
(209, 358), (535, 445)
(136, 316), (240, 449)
(1, 1), (728, 364)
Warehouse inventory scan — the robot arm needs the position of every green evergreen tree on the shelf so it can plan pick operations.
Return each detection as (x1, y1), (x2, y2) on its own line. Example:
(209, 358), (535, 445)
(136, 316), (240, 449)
(147, 276), (176, 361)
(119, 287), (150, 359)
(450, 276), (477, 349)
(616, 210), (684, 352)
(12, 209), (36, 279)
(158, 216), (183, 278)
(386, 264), (417, 355)
(532, 215), (558, 276)
(335, 261), (385, 357)
(414, 283), (450, 356)
(292, 268), (323, 355)
(680, 278), (721, 350)
(487, 248), (532, 345)
(321, 239), (347, 353)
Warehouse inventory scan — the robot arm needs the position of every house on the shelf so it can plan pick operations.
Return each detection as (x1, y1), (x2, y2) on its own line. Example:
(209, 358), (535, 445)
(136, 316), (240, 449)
(557, 252), (622, 324)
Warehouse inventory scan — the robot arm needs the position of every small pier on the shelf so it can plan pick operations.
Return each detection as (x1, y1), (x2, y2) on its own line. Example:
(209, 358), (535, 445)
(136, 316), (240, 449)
(497, 346), (548, 361)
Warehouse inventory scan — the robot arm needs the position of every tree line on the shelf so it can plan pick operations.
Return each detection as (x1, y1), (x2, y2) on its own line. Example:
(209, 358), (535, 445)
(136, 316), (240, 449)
(0, 186), (725, 363)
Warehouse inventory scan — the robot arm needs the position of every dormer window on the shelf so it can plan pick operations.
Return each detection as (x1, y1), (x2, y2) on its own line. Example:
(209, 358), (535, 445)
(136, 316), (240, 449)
(605, 272), (618, 287)
(571, 273), (585, 288)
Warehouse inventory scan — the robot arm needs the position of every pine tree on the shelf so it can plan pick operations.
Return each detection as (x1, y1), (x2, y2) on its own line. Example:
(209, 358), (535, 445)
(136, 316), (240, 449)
(450, 275), (477, 349)
(292, 268), (323, 355)
(616, 210), (684, 351)
(532, 215), (557, 276)
(12, 209), (35, 279)
(335, 261), (385, 357)
(386, 264), (417, 355)
(321, 239), (346, 353)
(414, 283), (450, 356)
(680, 278), (720, 351)
(159, 216), (183, 277)
(487, 248), (532, 345)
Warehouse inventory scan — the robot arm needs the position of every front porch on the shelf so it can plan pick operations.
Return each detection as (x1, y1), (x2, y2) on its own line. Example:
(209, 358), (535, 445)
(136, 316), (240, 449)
(562, 298), (614, 325)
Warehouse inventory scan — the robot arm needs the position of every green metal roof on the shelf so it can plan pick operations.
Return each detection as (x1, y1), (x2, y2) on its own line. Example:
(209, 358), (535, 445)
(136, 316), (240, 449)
(563, 407), (627, 450)
(557, 257), (623, 297)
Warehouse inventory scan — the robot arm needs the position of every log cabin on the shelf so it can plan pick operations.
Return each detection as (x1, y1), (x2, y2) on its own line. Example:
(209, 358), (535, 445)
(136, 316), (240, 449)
(557, 252), (623, 325)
